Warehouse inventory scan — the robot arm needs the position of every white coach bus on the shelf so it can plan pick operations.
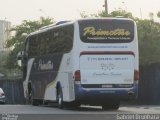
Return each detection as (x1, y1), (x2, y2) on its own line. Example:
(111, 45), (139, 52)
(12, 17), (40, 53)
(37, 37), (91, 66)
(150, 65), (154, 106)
(17, 18), (139, 110)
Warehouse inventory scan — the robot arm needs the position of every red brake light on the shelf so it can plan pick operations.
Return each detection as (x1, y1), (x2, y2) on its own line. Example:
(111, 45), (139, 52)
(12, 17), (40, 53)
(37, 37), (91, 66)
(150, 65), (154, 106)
(74, 70), (81, 81)
(134, 70), (139, 81)
(1, 93), (5, 96)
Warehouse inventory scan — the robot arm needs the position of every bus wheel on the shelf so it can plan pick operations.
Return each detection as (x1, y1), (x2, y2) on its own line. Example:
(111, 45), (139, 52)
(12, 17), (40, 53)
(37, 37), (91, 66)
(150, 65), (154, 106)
(57, 88), (64, 109)
(102, 101), (120, 110)
(69, 102), (80, 109)
(29, 90), (39, 106)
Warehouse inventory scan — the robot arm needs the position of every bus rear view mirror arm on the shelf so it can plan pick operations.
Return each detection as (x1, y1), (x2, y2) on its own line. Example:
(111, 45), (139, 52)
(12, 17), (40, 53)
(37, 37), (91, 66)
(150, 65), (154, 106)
(17, 51), (25, 60)
(17, 51), (26, 67)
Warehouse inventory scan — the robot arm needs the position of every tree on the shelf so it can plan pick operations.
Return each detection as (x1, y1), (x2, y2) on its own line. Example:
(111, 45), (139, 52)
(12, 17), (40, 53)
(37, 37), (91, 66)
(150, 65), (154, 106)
(157, 11), (160, 18)
(81, 9), (134, 18)
(137, 19), (160, 65)
(5, 17), (54, 69)
(109, 9), (133, 18)
(149, 12), (154, 21)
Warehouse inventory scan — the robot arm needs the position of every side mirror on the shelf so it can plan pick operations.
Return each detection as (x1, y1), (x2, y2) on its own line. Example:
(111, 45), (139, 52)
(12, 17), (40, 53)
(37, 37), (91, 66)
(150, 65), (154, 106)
(17, 51), (24, 67)
(17, 59), (22, 67)
(17, 51), (24, 60)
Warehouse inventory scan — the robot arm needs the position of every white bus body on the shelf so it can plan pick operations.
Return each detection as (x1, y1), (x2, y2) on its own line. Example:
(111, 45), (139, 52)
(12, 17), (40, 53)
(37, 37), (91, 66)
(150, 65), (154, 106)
(21, 18), (139, 109)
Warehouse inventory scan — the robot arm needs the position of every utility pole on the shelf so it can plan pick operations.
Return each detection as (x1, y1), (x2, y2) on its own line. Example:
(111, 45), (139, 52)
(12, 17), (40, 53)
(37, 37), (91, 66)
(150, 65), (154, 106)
(140, 8), (142, 19)
(39, 9), (48, 17)
(104, 0), (108, 14)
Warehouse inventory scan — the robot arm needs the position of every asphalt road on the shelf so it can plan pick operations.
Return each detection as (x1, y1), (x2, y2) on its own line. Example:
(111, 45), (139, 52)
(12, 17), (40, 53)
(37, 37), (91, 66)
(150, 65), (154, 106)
(0, 105), (160, 120)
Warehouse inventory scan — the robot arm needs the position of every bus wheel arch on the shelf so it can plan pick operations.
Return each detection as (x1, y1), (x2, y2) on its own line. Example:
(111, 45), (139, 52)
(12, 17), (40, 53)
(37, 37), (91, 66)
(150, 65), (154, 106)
(27, 82), (39, 106)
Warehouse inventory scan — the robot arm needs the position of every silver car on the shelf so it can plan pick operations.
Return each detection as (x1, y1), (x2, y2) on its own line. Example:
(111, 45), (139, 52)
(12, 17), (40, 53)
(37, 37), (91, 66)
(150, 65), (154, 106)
(0, 88), (5, 104)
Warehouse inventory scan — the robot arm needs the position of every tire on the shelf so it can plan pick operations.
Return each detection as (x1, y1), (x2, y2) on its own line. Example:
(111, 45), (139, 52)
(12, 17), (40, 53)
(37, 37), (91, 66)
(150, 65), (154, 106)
(67, 102), (80, 109)
(29, 90), (39, 106)
(57, 88), (64, 109)
(102, 101), (120, 110)
(31, 99), (39, 106)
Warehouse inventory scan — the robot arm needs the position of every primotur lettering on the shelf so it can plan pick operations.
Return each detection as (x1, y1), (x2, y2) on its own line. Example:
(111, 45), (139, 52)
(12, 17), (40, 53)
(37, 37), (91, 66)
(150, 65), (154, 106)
(83, 26), (130, 36)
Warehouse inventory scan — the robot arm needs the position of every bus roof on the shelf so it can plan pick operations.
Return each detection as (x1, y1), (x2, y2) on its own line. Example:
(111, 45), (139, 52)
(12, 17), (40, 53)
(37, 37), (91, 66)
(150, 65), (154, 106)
(29, 20), (74, 36)
(28, 17), (134, 37)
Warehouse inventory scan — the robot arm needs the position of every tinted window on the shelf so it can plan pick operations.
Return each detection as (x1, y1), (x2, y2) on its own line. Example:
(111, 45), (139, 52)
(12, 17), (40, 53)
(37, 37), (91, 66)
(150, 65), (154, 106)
(47, 25), (74, 54)
(79, 19), (134, 43)
(28, 35), (39, 57)
(27, 24), (74, 58)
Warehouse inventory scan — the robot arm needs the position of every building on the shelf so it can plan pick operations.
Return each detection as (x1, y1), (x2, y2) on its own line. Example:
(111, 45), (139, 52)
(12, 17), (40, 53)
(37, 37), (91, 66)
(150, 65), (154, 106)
(0, 20), (11, 51)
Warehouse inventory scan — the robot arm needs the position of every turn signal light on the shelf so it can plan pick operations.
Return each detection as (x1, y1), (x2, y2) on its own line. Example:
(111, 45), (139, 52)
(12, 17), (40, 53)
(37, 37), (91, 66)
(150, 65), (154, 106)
(134, 70), (139, 81)
(74, 70), (81, 81)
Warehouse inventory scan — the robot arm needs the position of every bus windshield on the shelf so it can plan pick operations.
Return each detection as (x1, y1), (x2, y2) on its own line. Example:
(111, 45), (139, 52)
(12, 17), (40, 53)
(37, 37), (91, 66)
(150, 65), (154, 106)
(79, 19), (134, 43)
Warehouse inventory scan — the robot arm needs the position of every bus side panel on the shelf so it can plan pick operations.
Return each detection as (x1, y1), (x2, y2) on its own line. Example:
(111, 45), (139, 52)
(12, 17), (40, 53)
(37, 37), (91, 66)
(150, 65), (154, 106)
(44, 53), (75, 102)
(29, 53), (63, 100)
(57, 53), (75, 102)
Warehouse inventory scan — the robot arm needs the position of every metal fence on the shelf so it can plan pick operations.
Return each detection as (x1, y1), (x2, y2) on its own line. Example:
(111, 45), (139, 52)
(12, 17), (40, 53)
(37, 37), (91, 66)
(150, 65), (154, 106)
(0, 79), (25, 104)
(138, 63), (160, 104)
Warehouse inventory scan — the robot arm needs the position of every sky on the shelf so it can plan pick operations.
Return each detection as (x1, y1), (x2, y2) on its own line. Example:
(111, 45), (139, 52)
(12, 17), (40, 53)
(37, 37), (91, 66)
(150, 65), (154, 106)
(0, 0), (160, 25)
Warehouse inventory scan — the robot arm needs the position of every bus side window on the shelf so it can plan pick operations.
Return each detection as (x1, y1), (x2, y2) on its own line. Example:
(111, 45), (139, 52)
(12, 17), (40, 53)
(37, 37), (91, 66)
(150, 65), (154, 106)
(46, 31), (52, 54)
(28, 35), (39, 58)
(39, 33), (46, 56)
(63, 26), (74, 52)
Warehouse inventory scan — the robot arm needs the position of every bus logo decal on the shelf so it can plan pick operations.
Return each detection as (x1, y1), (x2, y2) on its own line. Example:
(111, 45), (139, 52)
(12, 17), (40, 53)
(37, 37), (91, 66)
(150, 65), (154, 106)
(83, 27), (130, 36)
(38, 59), (54, 71)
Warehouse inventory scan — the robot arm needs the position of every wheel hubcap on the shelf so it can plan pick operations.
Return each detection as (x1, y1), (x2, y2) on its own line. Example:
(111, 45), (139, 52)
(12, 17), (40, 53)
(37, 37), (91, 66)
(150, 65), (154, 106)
(58, 96), (62, 105)
(58, 94), (62, 105)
